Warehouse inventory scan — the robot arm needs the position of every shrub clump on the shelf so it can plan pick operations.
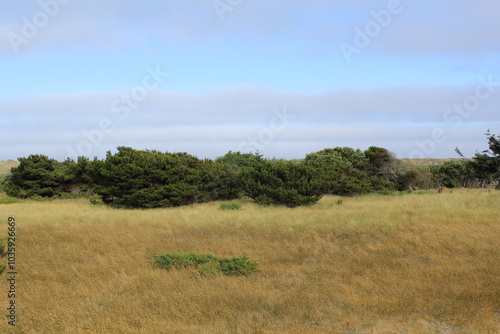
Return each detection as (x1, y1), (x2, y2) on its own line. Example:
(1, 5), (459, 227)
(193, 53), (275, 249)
(153, 252), (258, 277)
(245, 158), (327, 207)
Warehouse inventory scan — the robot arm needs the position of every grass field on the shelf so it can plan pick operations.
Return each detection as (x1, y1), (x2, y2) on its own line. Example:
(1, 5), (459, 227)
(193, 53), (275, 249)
(0, 189), (498, 333)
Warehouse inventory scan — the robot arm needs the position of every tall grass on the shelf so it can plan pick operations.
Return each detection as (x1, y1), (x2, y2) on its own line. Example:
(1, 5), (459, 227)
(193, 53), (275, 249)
(0, 189), (498, 333)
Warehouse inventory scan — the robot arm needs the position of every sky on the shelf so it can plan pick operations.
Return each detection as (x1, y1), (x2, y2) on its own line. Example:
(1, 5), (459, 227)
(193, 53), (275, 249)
(1, 0), (499, 161)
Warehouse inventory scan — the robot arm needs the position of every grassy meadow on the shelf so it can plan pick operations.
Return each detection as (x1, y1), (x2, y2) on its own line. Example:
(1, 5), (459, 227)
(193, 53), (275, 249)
(0, 189), (498, 333)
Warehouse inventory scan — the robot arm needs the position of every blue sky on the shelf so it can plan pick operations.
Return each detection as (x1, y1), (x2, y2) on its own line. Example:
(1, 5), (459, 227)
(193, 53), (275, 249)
(1, 0), (499, 161)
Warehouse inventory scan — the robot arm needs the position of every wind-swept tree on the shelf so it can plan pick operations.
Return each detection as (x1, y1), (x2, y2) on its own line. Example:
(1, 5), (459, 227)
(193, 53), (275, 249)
(4, 154), (60, 198)
(467, 131), (500, 184)
(245, 157), (327, 207)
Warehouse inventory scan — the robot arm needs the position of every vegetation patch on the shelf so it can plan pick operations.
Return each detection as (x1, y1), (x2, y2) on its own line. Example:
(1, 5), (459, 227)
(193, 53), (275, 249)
(0, 197), (22, 204)
(377, 189), (398, 196)
(0, 237), (6, 275)
(153, 252), (258, 277)
(219, 203), (242, 210)
(2, 131), (498, 208)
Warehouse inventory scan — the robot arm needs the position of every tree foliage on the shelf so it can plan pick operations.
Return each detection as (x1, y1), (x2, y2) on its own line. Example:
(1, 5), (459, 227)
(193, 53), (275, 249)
(429, 160), (470, 188)
(303, 146), (398, 196)
(4, 155), (62, 198)
(89, 147), (201, 208)
(245, 157), (327, 207)
(468, 131), (500, 182)
(4, 131), (498, 208)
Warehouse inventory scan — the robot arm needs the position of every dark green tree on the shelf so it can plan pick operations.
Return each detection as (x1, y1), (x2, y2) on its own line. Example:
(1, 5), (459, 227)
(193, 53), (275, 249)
(429, 160), (470, 188)
(245, 158), (326, 207)
(199, 159), (242, 201)
(363, 146), (399, 190)
(215, 151), (264, 170)
(4, 154), (60, 198)
(304, 147), (375, 196)
(468, 131), (500, 182)
(88, 147), (210, 208)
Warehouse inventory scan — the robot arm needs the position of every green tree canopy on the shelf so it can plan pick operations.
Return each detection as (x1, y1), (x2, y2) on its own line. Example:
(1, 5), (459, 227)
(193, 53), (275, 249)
(245, 157), (327, 207)
(4, 154), (60, 198)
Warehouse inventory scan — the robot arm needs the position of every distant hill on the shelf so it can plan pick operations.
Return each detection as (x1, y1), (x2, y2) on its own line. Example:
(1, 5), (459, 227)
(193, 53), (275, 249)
(290, 158), (463, 166)
(398, 158), (467, 166)
(0, 160), (19, 176)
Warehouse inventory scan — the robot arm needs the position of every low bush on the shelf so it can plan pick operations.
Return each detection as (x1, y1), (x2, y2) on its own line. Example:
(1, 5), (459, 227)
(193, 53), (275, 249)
(153, 252), (258, 277)
(245, 159), (326, 207)
(218, 256), (259, 276)
(89, 195), (103, 206)
(197, 261), (222, 277)
(153, 253), (217, 271)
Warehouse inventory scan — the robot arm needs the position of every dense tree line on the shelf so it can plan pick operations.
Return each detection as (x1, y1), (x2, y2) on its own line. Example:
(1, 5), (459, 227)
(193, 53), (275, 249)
(2, 132), (499, 208)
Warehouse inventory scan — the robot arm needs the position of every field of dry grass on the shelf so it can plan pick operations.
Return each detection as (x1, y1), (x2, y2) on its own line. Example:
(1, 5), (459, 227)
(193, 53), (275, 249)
(0, 189), (498, 333)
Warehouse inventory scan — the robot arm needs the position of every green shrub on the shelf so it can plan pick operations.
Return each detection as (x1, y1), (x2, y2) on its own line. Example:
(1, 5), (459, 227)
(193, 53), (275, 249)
(153, 252), (258, 277)
(3, 155), (88, 199)
(219, 203), (242, 210)
(197, 261), (222, 277)
(303, 147), (397, 196)
(430, 160), (470, 188)
(89, 147), (227, 209)
(245, 158), (326, 207)
(89, 195), (102, 205)
(153, 253), (217, 271)
(218, 256), (259, 276)
(4, 154), (60, 198)
(467, 131), (500, 182)
(30, 195), (53, 202)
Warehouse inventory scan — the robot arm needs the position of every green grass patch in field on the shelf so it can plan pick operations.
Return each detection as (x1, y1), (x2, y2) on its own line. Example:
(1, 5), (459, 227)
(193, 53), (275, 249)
(377, 189), (398, 196)
(219, 203), (242, 210)
(0, 196), (22, 204)
(57, 193), (90, 200)
(153, 252), (258, 277)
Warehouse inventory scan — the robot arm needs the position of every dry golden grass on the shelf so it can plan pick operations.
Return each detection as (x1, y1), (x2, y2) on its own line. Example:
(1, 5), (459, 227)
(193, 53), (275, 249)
(0, 189), (498, 333)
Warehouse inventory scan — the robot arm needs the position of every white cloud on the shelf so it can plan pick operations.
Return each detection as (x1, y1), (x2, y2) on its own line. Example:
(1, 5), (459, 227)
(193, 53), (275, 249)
(3, 85), (498, 127)
(1, 85), (498, 160)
